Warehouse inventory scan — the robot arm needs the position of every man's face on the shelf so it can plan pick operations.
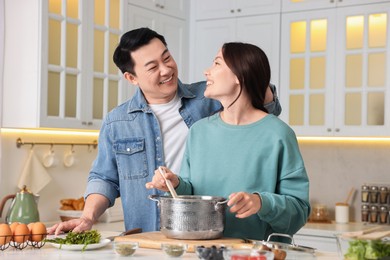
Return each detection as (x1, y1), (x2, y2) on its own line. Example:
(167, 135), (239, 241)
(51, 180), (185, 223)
(125, 38), (179, 104)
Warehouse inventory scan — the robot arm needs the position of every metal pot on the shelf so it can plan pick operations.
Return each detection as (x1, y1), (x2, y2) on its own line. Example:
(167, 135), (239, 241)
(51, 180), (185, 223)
(149, 194), (228, 240)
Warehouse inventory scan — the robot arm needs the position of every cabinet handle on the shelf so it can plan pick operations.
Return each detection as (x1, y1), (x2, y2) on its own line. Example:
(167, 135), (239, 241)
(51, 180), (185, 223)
(82, 121), (87, 125)
(160, 5), (164, 9)
(155, 3), (160, 8)
(327, 128), (332, 132)
(230, 9), (235, 13)
(335, 128), (340, 132)
(330, 0), (334, 3)
(237, 8), (241, 12)
(88, 122), (93, 126)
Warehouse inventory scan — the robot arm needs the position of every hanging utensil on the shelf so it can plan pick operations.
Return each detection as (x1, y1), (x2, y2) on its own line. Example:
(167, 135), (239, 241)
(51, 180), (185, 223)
(158, 167), (178, 198)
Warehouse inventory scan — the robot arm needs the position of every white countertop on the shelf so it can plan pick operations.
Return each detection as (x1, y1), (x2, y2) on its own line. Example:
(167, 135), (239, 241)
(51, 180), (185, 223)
(297, 221), (383, 237)
(0, 221), (344, 259)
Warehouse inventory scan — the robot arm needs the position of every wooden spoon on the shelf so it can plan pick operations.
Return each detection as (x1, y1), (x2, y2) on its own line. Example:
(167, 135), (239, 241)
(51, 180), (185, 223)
(158, 167), (178, 198)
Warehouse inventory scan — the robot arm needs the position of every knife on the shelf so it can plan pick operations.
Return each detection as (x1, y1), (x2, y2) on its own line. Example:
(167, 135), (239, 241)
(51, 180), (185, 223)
(106, 227), (142, 241)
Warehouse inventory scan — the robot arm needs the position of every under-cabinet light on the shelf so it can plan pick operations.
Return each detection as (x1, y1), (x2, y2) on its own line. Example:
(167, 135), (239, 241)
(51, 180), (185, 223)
(0, 128), (99, 137)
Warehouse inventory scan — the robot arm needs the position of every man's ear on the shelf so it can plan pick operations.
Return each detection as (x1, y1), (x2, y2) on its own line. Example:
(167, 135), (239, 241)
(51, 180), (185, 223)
(124, 72), (138, 85)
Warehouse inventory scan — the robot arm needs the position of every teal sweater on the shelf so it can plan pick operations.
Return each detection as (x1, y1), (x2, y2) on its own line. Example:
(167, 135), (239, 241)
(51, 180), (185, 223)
(176, 113), (310, 240)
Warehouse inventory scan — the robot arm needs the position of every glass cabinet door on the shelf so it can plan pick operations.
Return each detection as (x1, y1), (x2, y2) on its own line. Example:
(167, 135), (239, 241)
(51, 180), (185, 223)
(46, 0), (126, 129)
(89, 0), (127, 125)
(280, 9), (336, 136)
(334, 4), (389, 136)
(47, 0), (82, 126)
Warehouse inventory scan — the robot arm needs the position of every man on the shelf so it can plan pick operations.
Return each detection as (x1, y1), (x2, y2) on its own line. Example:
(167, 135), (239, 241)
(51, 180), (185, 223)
(47, 27), (281, 235)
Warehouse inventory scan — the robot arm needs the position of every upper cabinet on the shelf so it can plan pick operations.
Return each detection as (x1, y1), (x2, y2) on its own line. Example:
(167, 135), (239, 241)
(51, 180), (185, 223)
(189, 0), (281, 85)
(279, 2), (390, 136)
(2, 0), (130, 130)
(195, 0), (281, 20)
(282, 0), (390, 12)
(127, 1), (189, 82)
(128, 0), (187, 19)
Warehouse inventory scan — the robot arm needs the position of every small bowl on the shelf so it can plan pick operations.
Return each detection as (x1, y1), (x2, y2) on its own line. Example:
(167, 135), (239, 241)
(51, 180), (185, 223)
(336, 235), (390, 259)
(223, 248), (275, 260)
(195, 245), (227, 260)
(161, 243), (188, 257)
(114, 241), (139, 256)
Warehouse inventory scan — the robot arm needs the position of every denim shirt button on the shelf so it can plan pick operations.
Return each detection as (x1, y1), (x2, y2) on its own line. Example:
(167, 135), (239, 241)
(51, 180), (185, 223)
(156, 136), (161, 141)
(157, 158), (161, 161)
(126, 148), (131, 152)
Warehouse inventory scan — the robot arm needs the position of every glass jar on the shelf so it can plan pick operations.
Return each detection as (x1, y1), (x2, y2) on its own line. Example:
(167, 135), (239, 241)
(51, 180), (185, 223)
(361, 185), (370, 203)
(379, 206), (388, 224)
(379, 186), (389, 204)
(361, 204), (370, 222)
(370, 186), (379, 204)
(370, 205), (378, 223)
(310, 204), (329, 222)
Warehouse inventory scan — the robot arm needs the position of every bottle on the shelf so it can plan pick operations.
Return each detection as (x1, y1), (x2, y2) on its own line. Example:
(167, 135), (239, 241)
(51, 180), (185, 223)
(361, 185), (370, 203)
(370, 205), (378, 223)
(379, 206), (388, 224)
(379, 186), (388, 204)
(370, 186), (379, 204)
(361, 204), (369, 222)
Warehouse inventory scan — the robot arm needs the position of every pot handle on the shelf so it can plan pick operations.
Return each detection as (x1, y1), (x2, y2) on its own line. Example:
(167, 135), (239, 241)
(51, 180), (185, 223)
(148, 195), (161, 207)
(214, 199), (228, 211)
(267, 233), (296, 246)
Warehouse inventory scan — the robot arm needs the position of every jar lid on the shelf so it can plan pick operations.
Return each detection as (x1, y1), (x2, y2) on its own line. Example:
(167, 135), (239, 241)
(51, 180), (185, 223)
(370, 186), (379, 191)
(370, 205), (378, 211)
(362, 185), (369, 190)
(361, 204), (370, 210)
(380, 186), (388, 191)
(380, 206), (388, 211)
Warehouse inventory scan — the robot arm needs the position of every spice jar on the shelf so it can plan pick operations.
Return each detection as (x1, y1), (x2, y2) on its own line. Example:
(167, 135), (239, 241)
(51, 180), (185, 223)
(379, 206), (388, 224)
(370, 205), (378, 223)
(370, 186), (379, 204)
(361, 185), (370, 203)
(379, 186), (388, 204)
(361, 204), (370, 222)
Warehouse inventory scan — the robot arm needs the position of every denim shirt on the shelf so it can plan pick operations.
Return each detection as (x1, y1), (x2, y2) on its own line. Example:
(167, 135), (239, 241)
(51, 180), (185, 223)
(85, 81), (281, 232)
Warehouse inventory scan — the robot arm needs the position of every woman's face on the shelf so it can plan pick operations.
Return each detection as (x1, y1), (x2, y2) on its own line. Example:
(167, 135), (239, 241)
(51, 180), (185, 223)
(204, 49), (240, 105)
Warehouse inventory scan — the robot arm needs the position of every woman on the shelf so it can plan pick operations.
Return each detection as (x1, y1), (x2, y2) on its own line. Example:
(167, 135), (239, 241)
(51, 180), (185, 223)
(146, 42), (310, 240)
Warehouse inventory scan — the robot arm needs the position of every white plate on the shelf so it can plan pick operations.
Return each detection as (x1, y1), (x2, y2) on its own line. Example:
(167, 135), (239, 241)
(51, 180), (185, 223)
(47, 238), (111, 251)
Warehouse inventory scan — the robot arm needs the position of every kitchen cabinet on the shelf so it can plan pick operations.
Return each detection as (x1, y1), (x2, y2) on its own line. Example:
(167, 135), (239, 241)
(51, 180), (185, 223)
(281, 0), (390, 12)
(279, 2), (390, 136)
(2, 0), (130, 130)
(127, 3), (189, 82)
(127, 0), (187, 19)
(194, 0), (281, 20)
(189, 1), (280, 85)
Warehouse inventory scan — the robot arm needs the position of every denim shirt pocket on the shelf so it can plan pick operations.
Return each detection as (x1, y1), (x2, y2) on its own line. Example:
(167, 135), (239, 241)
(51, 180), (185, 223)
(113, 138), (148, 180)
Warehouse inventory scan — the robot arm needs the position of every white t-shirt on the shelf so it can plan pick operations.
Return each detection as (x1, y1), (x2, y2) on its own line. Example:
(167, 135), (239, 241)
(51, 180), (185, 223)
(149, 94), (188, 174)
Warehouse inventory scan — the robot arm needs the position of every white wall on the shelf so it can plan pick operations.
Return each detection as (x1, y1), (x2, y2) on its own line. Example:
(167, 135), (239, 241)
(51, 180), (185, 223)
(0, 131), (97, 223)
(1, 130), (389, 223)
(300, 141), (390, 222)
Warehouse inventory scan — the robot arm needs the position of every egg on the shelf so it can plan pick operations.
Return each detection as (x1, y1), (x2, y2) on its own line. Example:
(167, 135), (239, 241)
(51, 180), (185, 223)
(9, 222), (20, 242)
(13, 223), (30, 243)
(31, 222), (47, 242)
(0, 224), (12, 245)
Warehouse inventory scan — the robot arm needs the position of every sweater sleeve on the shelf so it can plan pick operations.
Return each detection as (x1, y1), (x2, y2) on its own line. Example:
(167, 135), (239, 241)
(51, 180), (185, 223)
(175, 131), (194, 195)
(256, 132), (310, 235)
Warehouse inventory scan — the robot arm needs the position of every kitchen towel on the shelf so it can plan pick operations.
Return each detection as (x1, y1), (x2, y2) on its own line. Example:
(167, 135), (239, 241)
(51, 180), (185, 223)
(18, 149), (52, 194)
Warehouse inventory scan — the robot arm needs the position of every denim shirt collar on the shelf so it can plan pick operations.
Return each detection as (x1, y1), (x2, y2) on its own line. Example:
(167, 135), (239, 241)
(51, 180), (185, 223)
(126, 80), (196, 114)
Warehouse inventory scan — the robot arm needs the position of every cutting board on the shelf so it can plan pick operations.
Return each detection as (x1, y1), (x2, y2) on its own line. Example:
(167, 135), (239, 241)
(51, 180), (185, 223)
(114, 231), (251, 252)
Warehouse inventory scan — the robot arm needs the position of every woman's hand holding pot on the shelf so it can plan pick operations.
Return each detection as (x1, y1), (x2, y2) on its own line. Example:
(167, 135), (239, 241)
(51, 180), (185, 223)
(227, 192), (262, 219)
(145, 167), (179, 191)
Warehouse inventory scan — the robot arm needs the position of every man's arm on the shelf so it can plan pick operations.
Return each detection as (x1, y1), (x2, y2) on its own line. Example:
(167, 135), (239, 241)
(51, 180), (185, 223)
(265, 84), (282, 116)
